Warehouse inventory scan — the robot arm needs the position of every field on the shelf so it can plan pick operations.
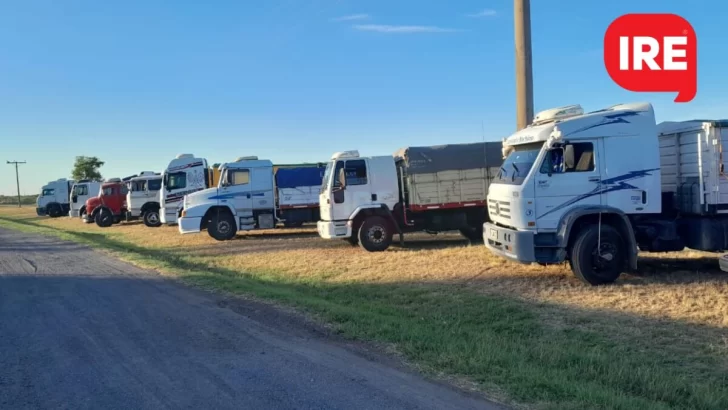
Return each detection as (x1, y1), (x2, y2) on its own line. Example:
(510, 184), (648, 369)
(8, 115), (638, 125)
(1, 206), (727, 409)
(0, 195), (35, 206)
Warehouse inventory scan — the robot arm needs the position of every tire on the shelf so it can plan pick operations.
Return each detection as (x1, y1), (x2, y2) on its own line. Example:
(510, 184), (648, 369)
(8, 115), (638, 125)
(569, 224), (624, 285)
(208, 212), (237, 241)
(79, 207), (87, 221)
(143, 209), (161, 227)
(344, 236), (359, 246)
(48, 204), (62, 218)
(459, 226), (484, 243)
(358, 216), (393, 252)
(94, 208), (114, 228)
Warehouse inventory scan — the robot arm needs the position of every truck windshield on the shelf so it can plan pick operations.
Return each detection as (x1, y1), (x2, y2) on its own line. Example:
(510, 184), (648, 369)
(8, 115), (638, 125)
(42, 188), (54, 196)
(320, 161), (334, 193)
(494, 142), (544, 186)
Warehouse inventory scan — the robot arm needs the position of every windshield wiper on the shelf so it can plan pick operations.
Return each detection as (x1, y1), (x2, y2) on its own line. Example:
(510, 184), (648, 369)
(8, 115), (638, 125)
(499, 166), (507, 178)
(511, 163), (519, 173)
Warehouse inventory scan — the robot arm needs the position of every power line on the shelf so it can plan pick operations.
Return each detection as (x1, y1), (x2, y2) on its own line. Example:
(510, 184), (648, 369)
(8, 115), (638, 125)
(6, 161), (26, 208)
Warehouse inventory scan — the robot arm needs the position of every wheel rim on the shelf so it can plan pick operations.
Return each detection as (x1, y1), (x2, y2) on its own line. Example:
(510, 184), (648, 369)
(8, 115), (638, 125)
(367, 225), (386, 243)
(217, 221), (231, 235)
(147, 212), (159, 224)
(591, 242), (619, 275)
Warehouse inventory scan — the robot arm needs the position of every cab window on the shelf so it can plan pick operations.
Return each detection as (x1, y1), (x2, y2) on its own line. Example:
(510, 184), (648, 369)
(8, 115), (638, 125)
(540, 142), (595, 174)
(42, 188), (55, 196)
(74, 185), (88, 196)
(227, 169), (250, 186)
(147, 179), (162, 191)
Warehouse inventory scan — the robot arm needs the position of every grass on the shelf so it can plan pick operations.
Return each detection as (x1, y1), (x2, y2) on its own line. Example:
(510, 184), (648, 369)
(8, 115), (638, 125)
(1, 206), (727, 409)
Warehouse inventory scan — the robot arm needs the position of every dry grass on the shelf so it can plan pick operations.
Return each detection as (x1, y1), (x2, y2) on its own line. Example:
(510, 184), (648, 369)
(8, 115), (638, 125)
(8, 206), (726, 329)
(2, 206), (727, 409)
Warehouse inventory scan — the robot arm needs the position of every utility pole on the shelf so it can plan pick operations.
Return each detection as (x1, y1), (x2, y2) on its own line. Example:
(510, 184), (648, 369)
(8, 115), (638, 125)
(6, 161), (26, 208)
(514, 0), (534, 130)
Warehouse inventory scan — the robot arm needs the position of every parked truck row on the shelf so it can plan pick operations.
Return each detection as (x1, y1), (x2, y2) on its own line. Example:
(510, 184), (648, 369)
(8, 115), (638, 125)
(35, 101), (728, 285)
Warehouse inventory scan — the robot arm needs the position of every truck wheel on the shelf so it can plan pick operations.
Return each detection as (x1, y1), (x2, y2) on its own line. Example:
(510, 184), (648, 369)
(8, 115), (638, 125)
(358, 216), (393, 252)
(143, 210), (161, 227)
(569, 224), (624, 285)
(48, 204), (62, 218)
(95, 209), (114, 228)
(459, 226), (483, 243)
(208, 213), (236, 241)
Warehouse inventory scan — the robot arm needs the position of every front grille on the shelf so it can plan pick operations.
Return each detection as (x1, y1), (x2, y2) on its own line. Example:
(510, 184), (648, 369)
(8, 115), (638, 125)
(488, 199), (511, 219)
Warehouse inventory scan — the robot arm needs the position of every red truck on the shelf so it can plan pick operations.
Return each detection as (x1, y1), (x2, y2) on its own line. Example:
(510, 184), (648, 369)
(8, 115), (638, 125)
(83, 179), (129, 227)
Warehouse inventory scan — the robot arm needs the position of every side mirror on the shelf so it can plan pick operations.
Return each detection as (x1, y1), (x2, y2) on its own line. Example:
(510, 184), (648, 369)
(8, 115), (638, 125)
(564, 144), (575, 170)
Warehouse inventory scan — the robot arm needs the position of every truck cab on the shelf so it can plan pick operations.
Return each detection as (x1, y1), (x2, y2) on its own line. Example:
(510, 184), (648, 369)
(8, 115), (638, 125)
(69, 180), (101, 219)
(160, 154), (217, 225)
(317, 151), (399, 250)
(484, 102), (661, 284)
(178, 156), (276, 240)
(84, 179), (129, 227)
(36, 178), (74, 217)
(126, 172), (163, 227)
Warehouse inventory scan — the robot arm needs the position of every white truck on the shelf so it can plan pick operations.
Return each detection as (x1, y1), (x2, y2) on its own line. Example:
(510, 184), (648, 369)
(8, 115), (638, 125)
(483, 101), (728, 285)
(160, 154), (220, 225)
(178, 157), (326, 240)
(125, 172), (163, 227)
(36, 178), (75, 217)
(178, 156), (277, 240)
(69, 180), (101, 220)
(317, 143), (503, 251)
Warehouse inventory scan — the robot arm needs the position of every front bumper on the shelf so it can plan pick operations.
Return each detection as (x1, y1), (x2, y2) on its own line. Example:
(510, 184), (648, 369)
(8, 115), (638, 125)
(483, 222), (536, 263)
(317, 220), (351, 239)
(178, 217), (201, 234)
(36, 207), (46, 216)
(70, 209), (80, 218)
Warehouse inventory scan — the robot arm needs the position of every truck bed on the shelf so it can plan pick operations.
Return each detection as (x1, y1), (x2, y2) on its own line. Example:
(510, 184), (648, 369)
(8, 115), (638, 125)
(659, 120), (728, 214)
(407, 167), (500, 210)
(393, 141), (503, 211)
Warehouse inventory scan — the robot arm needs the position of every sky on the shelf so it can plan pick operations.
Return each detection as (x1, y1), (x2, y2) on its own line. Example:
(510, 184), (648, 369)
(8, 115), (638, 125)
(1, 0), (726, 195)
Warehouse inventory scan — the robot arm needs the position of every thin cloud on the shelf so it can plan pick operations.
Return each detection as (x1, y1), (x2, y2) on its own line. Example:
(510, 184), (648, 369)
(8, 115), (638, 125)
(466, 9), (497, 18)
(331, 14), (370, 22)
(353, 24), (460, 34)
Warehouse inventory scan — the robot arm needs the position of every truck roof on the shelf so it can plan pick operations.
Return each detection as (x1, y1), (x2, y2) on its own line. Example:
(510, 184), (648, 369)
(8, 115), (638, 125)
(129, 174), (162, 182)
(503, 101), (654, 147)
(166, 156), (206, 172)
(220, 159), (273, 169)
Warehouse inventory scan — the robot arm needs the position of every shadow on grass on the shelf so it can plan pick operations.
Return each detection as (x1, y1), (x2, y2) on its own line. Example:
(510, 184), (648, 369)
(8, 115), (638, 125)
(1, 215), (727, 410)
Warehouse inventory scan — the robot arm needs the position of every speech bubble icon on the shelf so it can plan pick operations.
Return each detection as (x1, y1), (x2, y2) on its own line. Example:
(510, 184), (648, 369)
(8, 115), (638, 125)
(604, 13), (697, 103)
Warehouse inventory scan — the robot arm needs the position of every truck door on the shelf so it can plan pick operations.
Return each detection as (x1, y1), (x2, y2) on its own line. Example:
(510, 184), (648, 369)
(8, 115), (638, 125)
(331, 159), (370, 221)
(220, 168), (253, 221)
(534, 140), (601, 230)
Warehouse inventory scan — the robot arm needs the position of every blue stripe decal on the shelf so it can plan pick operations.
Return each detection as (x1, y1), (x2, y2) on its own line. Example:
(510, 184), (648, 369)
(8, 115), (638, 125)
(563, 110), (641, 136)
(208, 191), (268, 200)
(537, 167), (659, 219)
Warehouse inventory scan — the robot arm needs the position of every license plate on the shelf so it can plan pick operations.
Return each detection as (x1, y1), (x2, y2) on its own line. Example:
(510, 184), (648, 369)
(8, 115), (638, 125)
(489, 228), (498, 239)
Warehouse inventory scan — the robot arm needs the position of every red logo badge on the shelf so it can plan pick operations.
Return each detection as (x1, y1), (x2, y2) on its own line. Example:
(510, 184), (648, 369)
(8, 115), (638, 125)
(604, 13), (697, 102)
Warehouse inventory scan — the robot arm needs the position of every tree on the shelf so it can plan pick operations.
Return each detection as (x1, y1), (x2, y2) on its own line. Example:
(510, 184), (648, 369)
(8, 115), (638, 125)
(71, 156), (104, 181)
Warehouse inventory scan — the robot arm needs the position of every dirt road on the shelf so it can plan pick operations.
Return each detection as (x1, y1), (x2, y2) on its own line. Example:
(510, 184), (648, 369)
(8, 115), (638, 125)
(0, 228), (499, 410)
